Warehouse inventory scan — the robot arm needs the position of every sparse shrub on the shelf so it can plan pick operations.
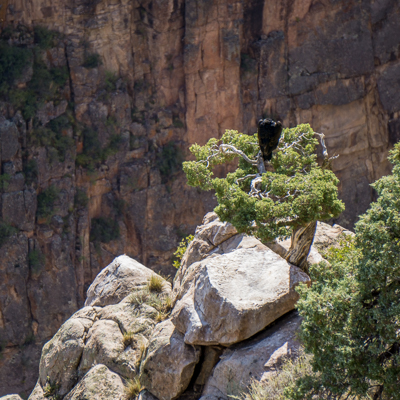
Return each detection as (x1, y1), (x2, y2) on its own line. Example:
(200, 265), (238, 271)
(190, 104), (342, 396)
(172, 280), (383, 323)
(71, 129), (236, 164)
(147, 274), (164, 293)
(128, 290), (149, 307)
(172, 116), (184, 128)
(237, 349), (314, 400)
(33, 26), (58, 49)
(43, 376), (60, 399)
(128, 286), (172, 322)
(83, 53), (102, 69)
(113, 198), (126, 215)
(156, 141), (184, 183)
(0, 173), (11, 191)
(30, 114), (74, 162)
(76, 127), (122, 169)
(90, 217), (120, 243)
(28, 249), (45, 273)
(24, 159), (39, 185)
(122, 331), (135, 348)
(0, 222), (17, 248)
(124, 377), (142, 400)
(105, 70), (118, 92)
(74, 189), (88, 209)
(0, 41), (31, 93)
(50, 66), (69, 87)
(173, 234), (194, 269)
(37, 185), (60, 218)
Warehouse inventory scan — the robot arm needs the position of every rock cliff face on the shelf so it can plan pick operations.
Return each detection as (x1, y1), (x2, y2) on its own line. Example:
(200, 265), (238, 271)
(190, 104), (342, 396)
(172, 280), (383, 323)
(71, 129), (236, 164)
(0, 0), (399, 396)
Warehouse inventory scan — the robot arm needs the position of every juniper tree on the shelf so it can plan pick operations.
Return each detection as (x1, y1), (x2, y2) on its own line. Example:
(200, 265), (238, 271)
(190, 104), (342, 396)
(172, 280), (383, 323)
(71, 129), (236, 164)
(183, 123), (344, 269)
(290, 143), (400, 400)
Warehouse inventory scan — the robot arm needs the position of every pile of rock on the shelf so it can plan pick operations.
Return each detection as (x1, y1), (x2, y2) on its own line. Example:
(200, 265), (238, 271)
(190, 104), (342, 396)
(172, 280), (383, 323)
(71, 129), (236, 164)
(2, 213), (348, 400)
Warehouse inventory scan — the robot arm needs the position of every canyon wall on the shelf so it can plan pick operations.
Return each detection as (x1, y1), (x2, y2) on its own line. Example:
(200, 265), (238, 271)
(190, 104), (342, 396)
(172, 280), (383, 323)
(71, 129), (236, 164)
(0, 0), (399, 396)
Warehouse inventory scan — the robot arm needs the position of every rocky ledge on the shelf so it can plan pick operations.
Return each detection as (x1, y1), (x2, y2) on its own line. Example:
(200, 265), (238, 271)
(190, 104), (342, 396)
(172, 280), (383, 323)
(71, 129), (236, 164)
(1, 213), (348, 400)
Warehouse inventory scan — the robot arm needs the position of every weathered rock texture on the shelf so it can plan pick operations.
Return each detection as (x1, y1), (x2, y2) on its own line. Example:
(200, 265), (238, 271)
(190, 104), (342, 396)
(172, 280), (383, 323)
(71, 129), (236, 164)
(0, 0), (399, 396)
(200, 311), (302, 400)
(8, 213), (349, 400)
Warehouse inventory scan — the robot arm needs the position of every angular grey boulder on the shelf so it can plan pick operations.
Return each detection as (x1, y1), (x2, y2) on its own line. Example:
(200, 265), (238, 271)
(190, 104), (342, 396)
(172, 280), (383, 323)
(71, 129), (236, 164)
(200, 312), (302, 400)
(171, 241), (310, 346)
(64, 364), (125, 400)
(140, 320), (201, 400)
(85, 254), (161, 307)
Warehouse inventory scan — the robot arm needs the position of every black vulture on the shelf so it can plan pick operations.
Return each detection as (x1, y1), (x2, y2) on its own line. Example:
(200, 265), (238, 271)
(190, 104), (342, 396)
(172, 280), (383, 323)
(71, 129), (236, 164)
(257, 118), (283, 162)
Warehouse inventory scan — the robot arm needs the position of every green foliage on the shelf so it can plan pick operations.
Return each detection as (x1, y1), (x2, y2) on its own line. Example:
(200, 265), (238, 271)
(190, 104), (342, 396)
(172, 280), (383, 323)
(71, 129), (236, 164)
(28, 249), (45, 273)
(90, 217), (120, 243)
(0, 41), (31, 93)
(0, 173), (11, 191)
(37, 185), (60, 218)
(24, 159), (39, 185)
(74, 189), (88, 209)
(104, 70), (118, 92)
(0, 222), (17, 248)
(113, 198), (126, 215)
(173, 116), (184, 128)
(33, 26), (58, 49)
(43, 376), (60, 399)
(157, 141), (184, 183)
(30, 114), (75, 162)
(173, 234), (194, 269)
(183, 124), (344, 243)
(292, 143), (400, 400)
(83, 53), (102, 69)
(10, 60), (69, 120)
(76, 127), (122, 169)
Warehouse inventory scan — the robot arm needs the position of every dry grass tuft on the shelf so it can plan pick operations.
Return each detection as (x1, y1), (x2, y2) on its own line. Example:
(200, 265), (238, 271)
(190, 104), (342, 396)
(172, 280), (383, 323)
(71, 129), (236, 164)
(124, 377), (142, 400)
(122, 331), (135, 348)
(147, 274), (164, 293)
(238, 349), (313, 400)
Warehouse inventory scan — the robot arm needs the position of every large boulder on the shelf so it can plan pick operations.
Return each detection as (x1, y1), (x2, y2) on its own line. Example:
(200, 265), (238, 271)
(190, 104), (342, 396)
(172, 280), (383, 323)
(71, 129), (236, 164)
(140, 320), (201, 400)
(200, 311), (302, 400)
(172, 212), (237, 300)
(0, 396), (23, 400)
(38, 307), (98, 396)
(63, 364), (125, 400)
(171, 234), (310, 346)
(85, 254), (164, 307)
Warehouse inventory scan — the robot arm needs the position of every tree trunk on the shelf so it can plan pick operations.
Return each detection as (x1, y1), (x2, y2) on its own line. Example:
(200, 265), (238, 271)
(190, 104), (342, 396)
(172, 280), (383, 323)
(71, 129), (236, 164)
(285, 221), (317, 273)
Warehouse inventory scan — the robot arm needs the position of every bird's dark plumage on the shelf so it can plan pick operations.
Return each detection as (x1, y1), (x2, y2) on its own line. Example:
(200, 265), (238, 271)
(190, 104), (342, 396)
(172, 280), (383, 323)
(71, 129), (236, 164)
(257, 118), (283, 162)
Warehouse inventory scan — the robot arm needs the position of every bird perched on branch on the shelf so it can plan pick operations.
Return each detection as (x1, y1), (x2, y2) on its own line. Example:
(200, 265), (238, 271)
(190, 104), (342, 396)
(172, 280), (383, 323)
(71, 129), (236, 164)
(258, 118), (283, 162)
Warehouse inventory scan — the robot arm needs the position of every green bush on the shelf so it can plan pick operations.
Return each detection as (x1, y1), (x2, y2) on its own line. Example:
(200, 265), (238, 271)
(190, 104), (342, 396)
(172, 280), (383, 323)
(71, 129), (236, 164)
(74, 189), (88, 209)
(37, 185), (60, 218)
(90, 217), (120, 243)
(104, 71), (118, 92)
(28, 249), (45, 273)
(0, 173), (11, 191)
(291, 143), (400, 399)
(172, 116), (184, 128)
(76, 127), (122, 169)
(173, 234), (194, 269)
(24, 159), (39, 185)
(83, 53), (102, 69)
(33, 26), (58, 49)
(157, 141), (184, 183)
(0, 41), (31, 93)
(30, 114), (74, 162)
(0, 222), (17, 248)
